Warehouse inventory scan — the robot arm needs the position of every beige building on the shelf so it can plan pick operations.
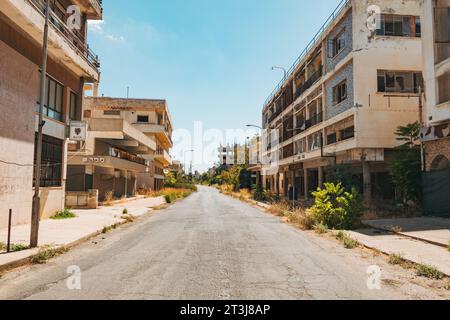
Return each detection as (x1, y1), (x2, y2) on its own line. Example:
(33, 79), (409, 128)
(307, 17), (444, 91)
(66, 97), (173, 202)
(261, 0), (423, 202)
(0, 0), (101, 228)
(420, 0), (450, 215)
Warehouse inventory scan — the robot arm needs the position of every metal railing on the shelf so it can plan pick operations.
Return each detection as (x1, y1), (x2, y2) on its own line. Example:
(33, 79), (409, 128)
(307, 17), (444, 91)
(294, 66), (323, 100)
(28, 0), (100, 71)
(263, 0), (351, 109)
(109, 147), (147, 166)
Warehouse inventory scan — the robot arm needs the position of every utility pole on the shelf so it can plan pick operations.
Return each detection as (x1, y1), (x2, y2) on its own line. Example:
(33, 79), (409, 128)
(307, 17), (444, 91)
(31, 0), (50, 248)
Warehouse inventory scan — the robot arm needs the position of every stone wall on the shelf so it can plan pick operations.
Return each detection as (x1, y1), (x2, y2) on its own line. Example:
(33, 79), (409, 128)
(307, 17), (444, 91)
(425, 138), (450, 172)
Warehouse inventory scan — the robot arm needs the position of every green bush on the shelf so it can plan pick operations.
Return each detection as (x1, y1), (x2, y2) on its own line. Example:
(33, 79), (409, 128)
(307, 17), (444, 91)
(50, 208), (77, 220)
(310, 183), (364, 230)
(164, 183), (198, 192)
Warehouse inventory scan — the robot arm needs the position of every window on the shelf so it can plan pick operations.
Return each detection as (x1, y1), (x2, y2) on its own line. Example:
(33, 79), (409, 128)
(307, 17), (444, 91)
(33, 134), (63, 187)
(333, 80), (347, 105)
(376, 14), (421, 37)
(328, 29), (346, 58)
(103, 110), (121, 116)
(37, 73), (64, 122)
(327, 133), (337, 145)
(137, 115), (149, 123)
(308, 133), (321, 151)
(69, 92), (78, 120)
(340, 126), (355, 141)
(378, 70), (424, 93)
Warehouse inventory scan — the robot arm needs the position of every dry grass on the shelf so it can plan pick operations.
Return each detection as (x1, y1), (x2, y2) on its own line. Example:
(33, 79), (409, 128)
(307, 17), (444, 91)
(31, 246), (69, 264)
(335, 231), (359, 249)
(268, 201), (290, 217)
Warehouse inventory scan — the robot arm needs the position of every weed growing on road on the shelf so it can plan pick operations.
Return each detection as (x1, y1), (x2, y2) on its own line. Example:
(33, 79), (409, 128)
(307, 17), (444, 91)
(268, 201), (290, 217)
(122, 215), (136, 223)
(447, 241), (450, 252)
(390, 225), (403, 233)
(31, 246), (69, 264)
(415, 264), (445, 280)
(122, 208), (128, 215)
(388, 253), (409, 266)
(50, 208), (76, 220)
(313, 223), (329, 234)
(336, 231), (359, 249)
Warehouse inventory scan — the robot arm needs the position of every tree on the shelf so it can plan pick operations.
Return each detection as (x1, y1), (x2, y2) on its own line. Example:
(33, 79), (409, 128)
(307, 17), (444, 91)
(389, 122), (422, 204)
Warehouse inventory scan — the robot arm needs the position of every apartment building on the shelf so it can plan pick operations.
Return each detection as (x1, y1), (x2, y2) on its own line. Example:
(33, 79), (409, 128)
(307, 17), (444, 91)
(261, 0), (423, 202)
(66, 97), (173, 202)
(248, 135), (262, 187)
(0, 0), (102, 228)
(421, 0), (450, 216)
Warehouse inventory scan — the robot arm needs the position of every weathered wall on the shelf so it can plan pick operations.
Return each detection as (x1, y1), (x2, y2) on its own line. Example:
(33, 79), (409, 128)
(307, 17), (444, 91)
(325, 11), (353, 73)
(424, 138), (450, 172)
(325, 62), (354, 120)
(0, 40), (37, 228)
(352, 0), (423, 149)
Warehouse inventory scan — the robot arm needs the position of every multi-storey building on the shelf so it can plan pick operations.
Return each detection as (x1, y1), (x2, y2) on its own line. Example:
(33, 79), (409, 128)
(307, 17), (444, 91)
(0, 0), (102, 227)
(261, 0), (423, 202)
(420, 0), (450, 215)
(66, 97), (173, 202)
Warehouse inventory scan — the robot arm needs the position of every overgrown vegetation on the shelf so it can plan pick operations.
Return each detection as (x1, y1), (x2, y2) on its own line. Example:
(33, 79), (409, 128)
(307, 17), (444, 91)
(50, 208), (77, 220)
(0, 242), (30, 253)
(309, 183), (364, 230)
(31, 246), (69, 264)
(122, 208), (128, 215)
(335, 231), (359, 249)
(389, 122), (422, 205)
(389, 253), (408, 266)
(415, 264), (445, 280)
(313, 223), (328, 234)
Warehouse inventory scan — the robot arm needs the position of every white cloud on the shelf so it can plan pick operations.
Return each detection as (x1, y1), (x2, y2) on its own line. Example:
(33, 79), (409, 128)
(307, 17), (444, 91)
(88, 20), (126, 43)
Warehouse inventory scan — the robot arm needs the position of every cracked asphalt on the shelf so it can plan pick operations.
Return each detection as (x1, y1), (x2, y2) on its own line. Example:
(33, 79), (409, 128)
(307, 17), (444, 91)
(0, 186), (447, 300)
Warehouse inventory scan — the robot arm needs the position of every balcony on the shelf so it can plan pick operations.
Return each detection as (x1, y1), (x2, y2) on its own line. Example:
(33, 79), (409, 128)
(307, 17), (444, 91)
(132, 123), (173, 148)
(109, 147), (147, 167)
(29, 0), (100, 70)
(0, 0), (101, 80)
(155, 149), (172, 167)
(306, 111), (324, 128)
(294, 66), (323, 100)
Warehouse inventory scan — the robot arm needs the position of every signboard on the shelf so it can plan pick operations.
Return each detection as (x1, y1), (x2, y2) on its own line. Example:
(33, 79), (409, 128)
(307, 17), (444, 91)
(69, 121), (87, 141)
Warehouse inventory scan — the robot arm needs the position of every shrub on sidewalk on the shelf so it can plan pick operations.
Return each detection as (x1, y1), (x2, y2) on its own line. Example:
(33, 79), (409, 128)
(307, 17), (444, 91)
(309, 183), (364, 230)
(50, 208), (77, 220)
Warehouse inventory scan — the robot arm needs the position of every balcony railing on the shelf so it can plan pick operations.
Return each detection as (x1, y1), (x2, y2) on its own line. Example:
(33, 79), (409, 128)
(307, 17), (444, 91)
(109, 147), (147, 166)
(28, 0), (100, 71)
(294, 66), (323, 100)
(263, 0), (350, 108)
(307, 111), (323, 128)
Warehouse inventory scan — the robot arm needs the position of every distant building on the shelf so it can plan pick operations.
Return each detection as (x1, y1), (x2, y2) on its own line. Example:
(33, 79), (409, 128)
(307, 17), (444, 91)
(66, 97), (173, 201)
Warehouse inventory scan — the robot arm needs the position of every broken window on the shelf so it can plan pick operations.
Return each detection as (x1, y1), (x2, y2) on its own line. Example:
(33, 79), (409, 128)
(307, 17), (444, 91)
(378, 70), (424, 93)
(332, 80), (347, 105)
(376, 14), (421, 37)
(328, 29), (346, 58)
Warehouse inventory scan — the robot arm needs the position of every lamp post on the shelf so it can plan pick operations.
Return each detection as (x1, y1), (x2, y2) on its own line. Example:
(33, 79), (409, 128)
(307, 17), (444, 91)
(31, 0), (50, 248)
(272, 66), (288, 80)
(184, 149), (194, 178)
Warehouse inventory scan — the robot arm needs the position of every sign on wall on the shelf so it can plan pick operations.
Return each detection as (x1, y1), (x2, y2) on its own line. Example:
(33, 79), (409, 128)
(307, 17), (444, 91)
(69, 121), (87, 141)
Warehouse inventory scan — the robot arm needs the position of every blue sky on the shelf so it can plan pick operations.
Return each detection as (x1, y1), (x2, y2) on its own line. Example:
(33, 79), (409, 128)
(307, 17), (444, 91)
(88, 0), (341, 171)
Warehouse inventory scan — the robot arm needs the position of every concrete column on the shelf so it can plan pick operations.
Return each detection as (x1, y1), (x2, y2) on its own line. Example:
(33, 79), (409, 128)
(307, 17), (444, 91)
(318, 166), (324, 189)
(283, 172), (288, 197)
(304, 168), (309, 200)
(291, 170), (296, 200)
(362, 161), (372, 203)
(276, 173), (280, 196)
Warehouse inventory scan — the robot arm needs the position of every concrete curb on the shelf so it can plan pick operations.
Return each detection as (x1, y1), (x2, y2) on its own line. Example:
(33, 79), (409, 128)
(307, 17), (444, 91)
(0, 211), (153, 274)
(361, 222), (448, 249)
(336, 230), (450, 277)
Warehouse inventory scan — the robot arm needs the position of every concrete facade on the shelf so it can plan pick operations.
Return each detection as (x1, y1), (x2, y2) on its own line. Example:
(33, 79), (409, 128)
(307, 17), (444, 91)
(261, 0), (423, 202)
(66, 97), (173, 201)
(0, 0), (101, 228)
(421, 0), (450, 173)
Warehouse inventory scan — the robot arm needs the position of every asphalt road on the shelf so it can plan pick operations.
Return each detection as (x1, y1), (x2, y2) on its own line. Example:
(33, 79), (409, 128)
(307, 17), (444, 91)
(0, 186), (446, 300)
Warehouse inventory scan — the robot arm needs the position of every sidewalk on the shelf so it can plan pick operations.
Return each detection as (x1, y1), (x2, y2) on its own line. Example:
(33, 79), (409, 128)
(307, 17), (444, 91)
(0, 196), (165, 272)
(363, 217), (450, 247)
(344, 218), (450, 276)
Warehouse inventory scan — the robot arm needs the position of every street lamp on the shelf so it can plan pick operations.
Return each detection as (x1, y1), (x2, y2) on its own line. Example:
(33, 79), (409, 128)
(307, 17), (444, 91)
(246, 124), (263, 130)
(184, 149), (194, 177)
(272, 66), (287, 80)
